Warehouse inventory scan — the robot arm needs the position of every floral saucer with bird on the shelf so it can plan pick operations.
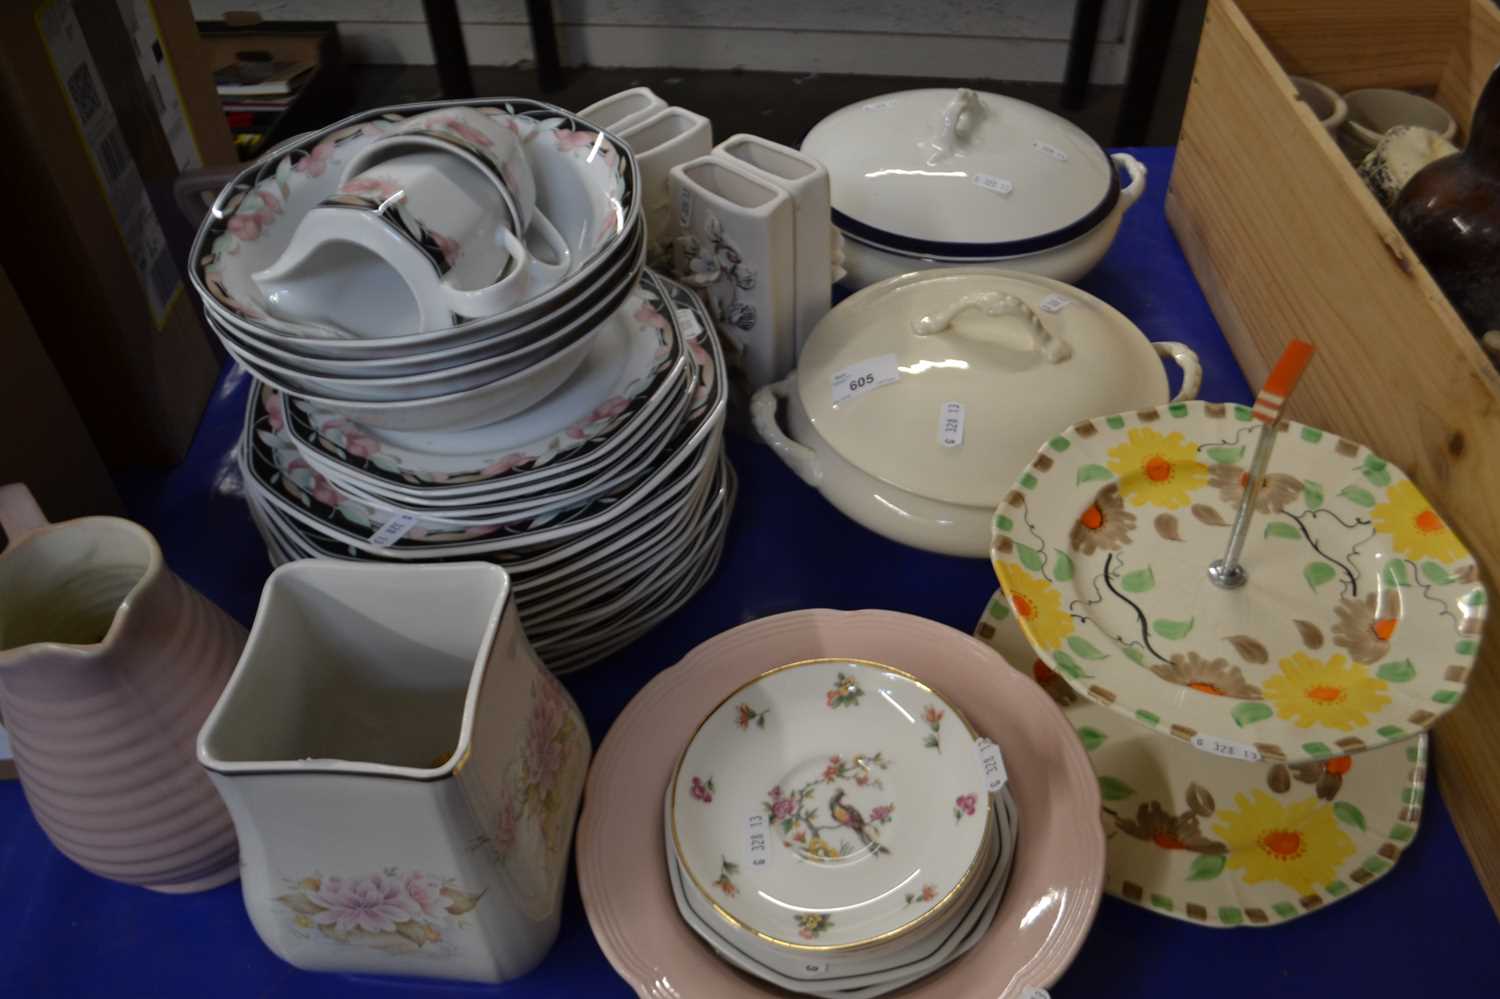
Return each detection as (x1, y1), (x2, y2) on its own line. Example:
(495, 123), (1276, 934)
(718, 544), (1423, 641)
(991, 401), (1486, 766)
(669, 658), (992, 951)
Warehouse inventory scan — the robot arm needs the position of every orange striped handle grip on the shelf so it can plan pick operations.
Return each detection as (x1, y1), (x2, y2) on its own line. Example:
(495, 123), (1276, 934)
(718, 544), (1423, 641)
(1252, 339), (1315, 423)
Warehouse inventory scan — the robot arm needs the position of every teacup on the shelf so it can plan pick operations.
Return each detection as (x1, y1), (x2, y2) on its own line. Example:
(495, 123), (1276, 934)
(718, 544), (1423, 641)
(1339, 88), (1457, 163)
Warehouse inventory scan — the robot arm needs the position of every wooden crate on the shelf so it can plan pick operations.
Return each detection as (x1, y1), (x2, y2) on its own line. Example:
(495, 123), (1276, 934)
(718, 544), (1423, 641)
(1166, 0), (1500, 915)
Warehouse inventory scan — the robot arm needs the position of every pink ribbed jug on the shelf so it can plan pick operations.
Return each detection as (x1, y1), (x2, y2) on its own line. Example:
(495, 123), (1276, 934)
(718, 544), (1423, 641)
(0, 483), (243, 892)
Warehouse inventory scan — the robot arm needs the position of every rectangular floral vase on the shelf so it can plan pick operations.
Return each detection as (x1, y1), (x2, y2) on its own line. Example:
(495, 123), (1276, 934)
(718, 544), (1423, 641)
(197, 561), (590, 984)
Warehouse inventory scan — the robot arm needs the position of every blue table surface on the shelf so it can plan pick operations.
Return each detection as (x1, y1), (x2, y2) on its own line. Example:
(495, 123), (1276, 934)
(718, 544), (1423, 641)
(3, 147), (1496, 996)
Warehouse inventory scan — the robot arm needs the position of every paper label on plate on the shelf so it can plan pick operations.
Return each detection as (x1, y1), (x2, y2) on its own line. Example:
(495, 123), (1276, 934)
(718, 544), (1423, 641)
(745, 813), (772, 870)
(976, 738), (1009, 793)
(831, 354), (900, 404)
(368, 512), (420, 547)
(1038, 293), (1073, 314)
(971, 173), (1013, 196)
(1191, 735), (1263, 763)
(862, 99), (896, 111)
(939, 401), (965, 448)
(674, 307), (704, 340)
(1032, 139), (1068, 162)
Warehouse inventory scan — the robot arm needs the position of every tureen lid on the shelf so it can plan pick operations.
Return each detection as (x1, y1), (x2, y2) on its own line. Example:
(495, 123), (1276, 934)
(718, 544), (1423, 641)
(796, 269), (1171, 509)
(800, 88), (1118, 257)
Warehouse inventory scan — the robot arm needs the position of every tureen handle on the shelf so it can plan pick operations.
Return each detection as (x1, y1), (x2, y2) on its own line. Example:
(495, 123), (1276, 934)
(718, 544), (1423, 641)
(751, 379), (823, 488)
(1153, 341), (1203, 401)
(912, 292), (1072, 363)
(931, 88), (982, 159)
(0, 483), (48, 554)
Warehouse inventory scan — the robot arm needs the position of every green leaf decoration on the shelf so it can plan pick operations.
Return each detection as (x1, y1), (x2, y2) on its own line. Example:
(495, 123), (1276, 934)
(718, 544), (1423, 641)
(1123, 646), (1146, 666)
(1016, 544), (1045, 572)
(1462, 589), (1487, 607)
(1121, 566), (1156, 593)
(1187, 853), (1227, 882)
(1076, 464), (1113, 484)
(1421, 561), (1454, 585)
(1304, 480), (1324, 510)
(1264, 521), (1301, 540)
(1333, 801), (1367, 832)
(1339, 485), (1376, 508)
(1067, 636), (1109, 660)
(1076, 726), (1107, 752)
(1363, 456), (1387, 473)
(1098, 776), (1135, 801)
(1054, 551), (1075, 582)
(1232, 701), (1273, 727)
(1053, 652), (1084, 679)
(1377, 659), (1416, 683)
(1381, 561), (1411, 588)
(1363, 467), (1392, 487)
(1207, 446), (1245, 465)
(1304, 562), (1337, 591)
(1152, 617), (1195, 640)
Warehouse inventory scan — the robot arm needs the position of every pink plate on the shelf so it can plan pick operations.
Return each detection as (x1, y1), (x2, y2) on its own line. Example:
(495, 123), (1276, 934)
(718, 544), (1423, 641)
(577, 609), (1104, 997)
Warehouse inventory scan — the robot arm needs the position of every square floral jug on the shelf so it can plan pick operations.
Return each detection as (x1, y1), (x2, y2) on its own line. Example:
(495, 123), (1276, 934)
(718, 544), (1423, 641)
(197, 561), (590, 983)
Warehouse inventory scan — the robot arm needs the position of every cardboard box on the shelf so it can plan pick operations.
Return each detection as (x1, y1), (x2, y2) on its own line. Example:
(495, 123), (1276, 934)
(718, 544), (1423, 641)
(1165, 0), (1500, 915)
(0, 0), (234, 466)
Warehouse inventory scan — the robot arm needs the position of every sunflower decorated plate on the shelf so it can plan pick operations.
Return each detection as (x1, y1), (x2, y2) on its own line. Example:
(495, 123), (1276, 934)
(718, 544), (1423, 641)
(990, 400), (1484, 765)
(975, 596), (1426, 927)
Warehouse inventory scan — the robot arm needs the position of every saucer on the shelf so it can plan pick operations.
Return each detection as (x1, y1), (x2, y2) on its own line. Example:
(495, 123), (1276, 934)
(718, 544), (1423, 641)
(975, 593), (1428, 927)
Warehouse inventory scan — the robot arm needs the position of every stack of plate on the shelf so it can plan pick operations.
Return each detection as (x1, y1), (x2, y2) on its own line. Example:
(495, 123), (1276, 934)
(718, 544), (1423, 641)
(189, 99), (733, 673)
(664, 658), (1018, 997)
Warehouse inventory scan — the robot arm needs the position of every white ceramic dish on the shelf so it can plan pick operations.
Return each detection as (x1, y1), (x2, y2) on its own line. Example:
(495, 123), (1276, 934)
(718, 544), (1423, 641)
(752, 267), (1201, 556)
(801, 88), (1146, 288)
(578, 87), (667, 133)
(191, 99), (638, 348)
(670, 659), (992, 957)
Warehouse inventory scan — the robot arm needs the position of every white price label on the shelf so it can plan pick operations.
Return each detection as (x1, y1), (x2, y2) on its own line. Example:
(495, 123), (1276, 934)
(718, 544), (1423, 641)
(674, 307), (704, 340)
(677, 186), (692, 227)
(862, 99), (897, 111)
(368, 512), (420, 547)
(976, 738), (1009, 793)
(939, 401), (965, 448)
(1032, 139), (1069, 162)
(1190, 735), (1263, 763)
(746, 814), (772, 870)
(971, 173), (1013, 196)
(1038, 293), (1074, 314)
(832, 353), (901, 404)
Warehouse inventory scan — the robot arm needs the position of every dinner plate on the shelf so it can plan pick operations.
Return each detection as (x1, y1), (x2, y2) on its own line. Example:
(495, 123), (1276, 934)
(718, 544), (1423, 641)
(192, 99), (638, 348)
(990, 400), (1485, 765)
(974, 593), (1427, 927)
(670, 659), (993, 954)
(283, 271), (685, 494)
(577, 609), (1103, 997)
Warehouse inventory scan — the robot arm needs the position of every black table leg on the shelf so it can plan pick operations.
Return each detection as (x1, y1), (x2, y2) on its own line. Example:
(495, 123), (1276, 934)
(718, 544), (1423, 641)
(1112, 0), (1188, 145)
(423, 0), (474, 98)
(1062, 0), (1106, 109)
(527, 0), (564, 93)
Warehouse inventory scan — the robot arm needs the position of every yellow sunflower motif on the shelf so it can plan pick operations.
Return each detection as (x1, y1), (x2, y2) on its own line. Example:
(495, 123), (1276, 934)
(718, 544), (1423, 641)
(1371, 480), (1465, 563)
(1106, 428), (1210, 510)
(1263, 652), (1390, 731)
(1000, 570), (1074, 652)
(1213, 790), (1356, 895)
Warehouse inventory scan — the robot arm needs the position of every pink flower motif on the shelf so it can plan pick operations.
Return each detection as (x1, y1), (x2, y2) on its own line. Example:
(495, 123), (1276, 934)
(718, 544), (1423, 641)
(554, 128), (599, 153)
(226, 212), (265, 241)
(772, 797), (796, 821)
(309, 874), (420, 935)
(311, 478), (340, 508)
(440, 116), (494, 147)
(264, 389), (285, 433)
(955, 793), (978, 816)
(323, 419), (381, 459)
(295, 139), (335, 177)
(340, 175), (402, 200)
(869, 804), (893, 823)
(690, 776), (713, 803)
(260, 189), (283, 214)
(633, 301), (669, 331)
(479, 452), (532, 477)
(402, 872), (445, 917)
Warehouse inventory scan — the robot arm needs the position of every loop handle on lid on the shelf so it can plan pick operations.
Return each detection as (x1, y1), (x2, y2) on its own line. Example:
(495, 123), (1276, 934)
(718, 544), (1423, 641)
(912, 291), (1072, 363)
(932, 88), (982, 160)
